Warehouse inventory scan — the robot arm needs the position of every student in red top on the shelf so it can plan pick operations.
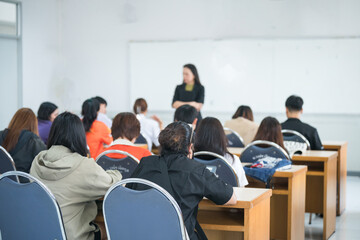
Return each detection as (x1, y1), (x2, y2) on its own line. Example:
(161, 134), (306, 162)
(103, 112), (152, 161)
(82, 98), (112, 159)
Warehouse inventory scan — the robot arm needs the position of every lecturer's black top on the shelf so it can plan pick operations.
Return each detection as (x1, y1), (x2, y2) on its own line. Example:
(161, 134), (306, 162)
(281, 118), (323, 150)
(172, 83), (205, 120)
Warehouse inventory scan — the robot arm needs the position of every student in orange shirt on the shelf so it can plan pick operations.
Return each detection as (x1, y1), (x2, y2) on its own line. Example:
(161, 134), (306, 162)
(103, 112), (152, 161)
(82, 98), (112, 159)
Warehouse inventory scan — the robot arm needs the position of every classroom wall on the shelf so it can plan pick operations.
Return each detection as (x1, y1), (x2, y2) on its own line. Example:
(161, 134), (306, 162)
(17, 0), (360, 171)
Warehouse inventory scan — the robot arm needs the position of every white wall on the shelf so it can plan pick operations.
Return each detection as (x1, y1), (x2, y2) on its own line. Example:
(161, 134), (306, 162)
(19, 0), (360, 171)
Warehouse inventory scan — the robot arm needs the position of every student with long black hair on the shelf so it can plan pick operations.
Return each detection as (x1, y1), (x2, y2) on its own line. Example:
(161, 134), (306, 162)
(37, 101), (59, 144)
(30, 112), (122, 240)
(172, 64), (205, 122)
(81, 98), (112, 158)
(195, 117), (248, 187)
(129, 121), (236, 240)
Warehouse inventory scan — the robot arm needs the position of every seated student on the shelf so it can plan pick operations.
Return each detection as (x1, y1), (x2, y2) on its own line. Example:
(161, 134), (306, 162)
(281, 95), (323, 150)
(129, 121), (237, 240)
(103, 112), (152, 160)
(253, 116), (286, 150)
(224, 105), (259, 146)
(133, 98), (163, 151)
(37, 102), (59, 144)
(194, 117), (248, 187)
(94, 96), (112, 129)
(0, 108), (46, 174)
(30, 112), (122, 240)
(173, 104), (198, 130)
(82, 98), (112, 159)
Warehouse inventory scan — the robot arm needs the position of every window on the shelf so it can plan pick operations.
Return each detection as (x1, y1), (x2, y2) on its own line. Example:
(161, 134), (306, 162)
(0, 1), (19, 37)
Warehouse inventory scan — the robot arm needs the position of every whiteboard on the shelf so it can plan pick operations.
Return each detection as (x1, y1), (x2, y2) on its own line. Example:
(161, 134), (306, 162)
(129, 38), (360, 114)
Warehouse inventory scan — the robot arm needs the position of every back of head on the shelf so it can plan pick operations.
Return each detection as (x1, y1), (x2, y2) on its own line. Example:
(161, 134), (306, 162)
(47, 112), (88, 157)
(232, 105), (254, 121)
(133, 98), (148, 114)
(159, 121), (193, 156)
(195, 117), (229, 157)
(111, 112), (140, 141)
(2, 108), (38, 152)
(81, 98), (99, 132)
(253, 116), (284, 149)
(94, 96), (107, 106)
(174, 105), (198, 124)
(285, 95), (303, 112)
(37, 102), (58, 121)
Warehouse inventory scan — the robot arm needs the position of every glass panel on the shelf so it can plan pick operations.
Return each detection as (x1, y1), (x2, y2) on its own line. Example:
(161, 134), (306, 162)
(0, 1), (17, 36)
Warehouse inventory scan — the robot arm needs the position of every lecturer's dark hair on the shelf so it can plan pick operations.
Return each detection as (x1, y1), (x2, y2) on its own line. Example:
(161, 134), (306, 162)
(232, 105), (254, 121)
(47, 112), (88, 157)
(37, 102), (58, 121)
(81, 98), (99, 132)
(183, 63), (201, 85)
(159, 121), (194, 156)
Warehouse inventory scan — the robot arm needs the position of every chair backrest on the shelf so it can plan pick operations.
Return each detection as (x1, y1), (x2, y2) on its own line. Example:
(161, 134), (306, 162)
(240, 140), (290, 163)
(282, 130), (310, 156)
(0, 171), (66, 240)
(194, 151), (239, 187)
(281, 129), (311, 149)
(0, 146), (19, 182)
(103, 178), (189, 240)
(96, 150), (140, 179)
(135, 133), (148, 145)
(224, 127), (245, 147)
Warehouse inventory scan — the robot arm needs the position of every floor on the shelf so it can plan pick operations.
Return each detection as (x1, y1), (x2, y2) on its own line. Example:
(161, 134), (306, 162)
(305, 176), (360, 240)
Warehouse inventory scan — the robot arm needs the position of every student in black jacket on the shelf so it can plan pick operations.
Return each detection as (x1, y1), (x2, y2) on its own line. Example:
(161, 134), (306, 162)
(281, 95), (323, 150)
(129, 121), (236, 240)
(0, 108), (46, 174)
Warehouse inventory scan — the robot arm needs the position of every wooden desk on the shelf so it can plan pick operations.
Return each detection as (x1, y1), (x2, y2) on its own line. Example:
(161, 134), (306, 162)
(244, 165), (307, 240)
(228, 148), (338, 240)
(322, 141), (348, 216)
(292, 151), (338, 240)
(198, 188), (272, 240)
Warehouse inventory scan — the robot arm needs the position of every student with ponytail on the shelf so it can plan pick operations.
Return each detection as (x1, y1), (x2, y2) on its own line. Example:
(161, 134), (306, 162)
(133, 98), (163, 150)
(82, 98), (112, 158)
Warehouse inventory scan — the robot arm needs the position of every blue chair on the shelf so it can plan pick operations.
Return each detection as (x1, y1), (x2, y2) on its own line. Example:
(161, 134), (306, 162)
(0, 171), (66, 240)
(282, 129), (310, 151)
(96, 150), (140, 179)
(224, 127), (245, 147)
(135, 133), (148, 146)
(240, 140), (290, 163)
(103, 178), (189, 240)
(194, 151), (239, 187)
(0, 146), (19, 182)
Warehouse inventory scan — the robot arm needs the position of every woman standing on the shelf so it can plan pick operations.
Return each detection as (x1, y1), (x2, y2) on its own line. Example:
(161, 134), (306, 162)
(172, 64), (205, 122)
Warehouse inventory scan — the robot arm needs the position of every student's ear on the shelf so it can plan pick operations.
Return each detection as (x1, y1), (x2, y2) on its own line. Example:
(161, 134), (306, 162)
(187, 143), (194, 159)
(300, 108), (303, 114)
(192, 118), (198, 130)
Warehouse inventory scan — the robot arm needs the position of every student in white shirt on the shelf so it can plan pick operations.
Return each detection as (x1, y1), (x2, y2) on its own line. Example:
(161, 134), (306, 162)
(133, 98), (163, 151)
(94, 96), (112, 129)
(194, 117), (248, 187)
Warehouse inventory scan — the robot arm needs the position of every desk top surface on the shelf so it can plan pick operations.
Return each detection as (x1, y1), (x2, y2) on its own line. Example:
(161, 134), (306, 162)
(200, 187), (272, 209)
(322, 141), (348, 149)
(292, 150), (338, 161)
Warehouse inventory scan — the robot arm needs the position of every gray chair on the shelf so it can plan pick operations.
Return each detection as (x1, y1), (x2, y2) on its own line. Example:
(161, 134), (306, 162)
(240, 140), (290, 163)
(224, 127), (245, 147)
(103, 178), (189, 240)
(0, 171), (67, 240)
(194, 151), (239, 187)
(96, 150), (140, 179)
(0, 146), (19, 182)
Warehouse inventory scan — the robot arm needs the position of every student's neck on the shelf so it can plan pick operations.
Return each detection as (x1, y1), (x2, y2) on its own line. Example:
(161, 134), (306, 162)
(287, 112), (301, 119)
